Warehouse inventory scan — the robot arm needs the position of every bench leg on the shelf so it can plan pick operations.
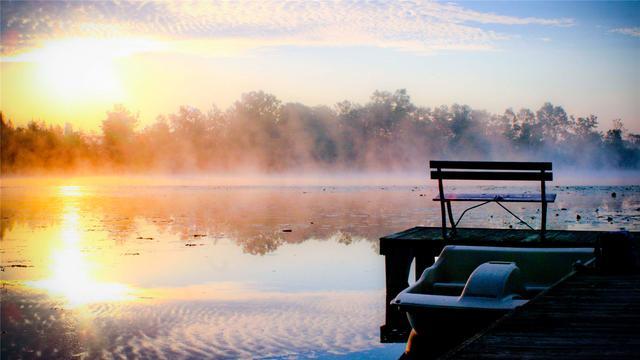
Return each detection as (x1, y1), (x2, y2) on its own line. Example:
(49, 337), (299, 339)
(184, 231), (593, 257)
(540, 178), (547, 239)
(541, 201), (547, 239)
(437, 177), (447, 240)
(446, 201), (456, 234)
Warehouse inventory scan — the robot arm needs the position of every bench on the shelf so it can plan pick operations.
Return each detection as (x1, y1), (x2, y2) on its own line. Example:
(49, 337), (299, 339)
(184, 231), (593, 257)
(430, 160), (556, 239)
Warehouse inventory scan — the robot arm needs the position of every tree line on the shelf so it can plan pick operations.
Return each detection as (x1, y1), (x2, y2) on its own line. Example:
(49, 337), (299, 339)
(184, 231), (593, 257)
(2, 89), (639, 174)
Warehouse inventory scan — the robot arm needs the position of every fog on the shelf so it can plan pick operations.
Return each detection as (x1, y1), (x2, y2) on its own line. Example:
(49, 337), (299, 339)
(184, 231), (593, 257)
(2, 89), (639, 176)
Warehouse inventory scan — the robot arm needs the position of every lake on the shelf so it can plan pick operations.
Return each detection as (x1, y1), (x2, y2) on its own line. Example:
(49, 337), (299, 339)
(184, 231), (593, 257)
(1, 178), (639, 359)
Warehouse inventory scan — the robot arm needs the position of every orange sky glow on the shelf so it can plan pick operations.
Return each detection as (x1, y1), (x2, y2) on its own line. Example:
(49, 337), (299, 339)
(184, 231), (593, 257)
(1, 1), (638, 132)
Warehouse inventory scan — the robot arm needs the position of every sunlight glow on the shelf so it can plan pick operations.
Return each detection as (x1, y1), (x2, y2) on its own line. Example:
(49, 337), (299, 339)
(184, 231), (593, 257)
(7, 37), (166, 104)
(29, 201), (134, 307)
(58, 185), (83, 198)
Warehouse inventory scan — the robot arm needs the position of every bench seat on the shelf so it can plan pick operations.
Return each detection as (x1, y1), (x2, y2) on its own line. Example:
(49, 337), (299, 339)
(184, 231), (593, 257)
(433, 193), (556, 203)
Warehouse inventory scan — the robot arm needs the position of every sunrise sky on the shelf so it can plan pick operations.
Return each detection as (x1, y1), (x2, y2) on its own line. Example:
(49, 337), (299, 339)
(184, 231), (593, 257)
(1, 1), (639, 131)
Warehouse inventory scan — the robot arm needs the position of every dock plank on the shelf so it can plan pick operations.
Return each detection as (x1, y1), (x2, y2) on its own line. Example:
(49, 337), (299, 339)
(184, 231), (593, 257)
(445, 273), (640, 359)
(379, 227), (608, 255)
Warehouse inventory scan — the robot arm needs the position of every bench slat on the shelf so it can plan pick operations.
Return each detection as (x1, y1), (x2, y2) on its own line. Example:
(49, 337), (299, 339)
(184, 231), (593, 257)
(430, 160), (552, 171)
(431, 170), (552, 181)
(433, 193), (556, 202)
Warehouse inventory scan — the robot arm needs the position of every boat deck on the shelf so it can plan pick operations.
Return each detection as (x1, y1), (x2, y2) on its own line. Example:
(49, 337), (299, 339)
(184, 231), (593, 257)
(444, 271), (640, 359)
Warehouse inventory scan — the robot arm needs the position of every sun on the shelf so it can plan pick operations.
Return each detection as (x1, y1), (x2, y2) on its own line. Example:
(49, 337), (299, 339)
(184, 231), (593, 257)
(33, 38), (124, 103)
(11, 37), (165, 104)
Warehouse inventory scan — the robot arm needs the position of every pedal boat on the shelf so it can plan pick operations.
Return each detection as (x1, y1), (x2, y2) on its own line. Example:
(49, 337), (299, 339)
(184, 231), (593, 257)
(392, 245), (595, 337)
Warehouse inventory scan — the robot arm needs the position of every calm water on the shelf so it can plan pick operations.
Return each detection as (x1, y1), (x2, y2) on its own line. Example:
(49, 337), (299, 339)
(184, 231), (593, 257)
(1, 179), (639, 359)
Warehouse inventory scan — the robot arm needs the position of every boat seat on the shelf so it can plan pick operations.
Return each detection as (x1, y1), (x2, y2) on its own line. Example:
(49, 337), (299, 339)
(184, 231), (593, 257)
(431, 282), (466, 295)
(396, 261), (529, 310)
(432, 282), (466, 290)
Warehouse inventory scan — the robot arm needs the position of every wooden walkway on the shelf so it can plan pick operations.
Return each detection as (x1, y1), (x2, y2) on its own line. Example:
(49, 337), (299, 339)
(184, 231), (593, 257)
(444, 271), (640, 359)
(380, 227), (607, 256)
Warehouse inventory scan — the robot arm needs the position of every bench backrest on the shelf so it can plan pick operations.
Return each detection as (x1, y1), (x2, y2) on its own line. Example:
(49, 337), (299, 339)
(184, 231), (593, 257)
(435, 245), (594, 287)
(430, 160), (552, 181)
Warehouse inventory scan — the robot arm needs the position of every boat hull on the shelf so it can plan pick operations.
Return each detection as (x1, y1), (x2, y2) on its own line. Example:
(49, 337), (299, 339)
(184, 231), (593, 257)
(402, 304), (509, 338)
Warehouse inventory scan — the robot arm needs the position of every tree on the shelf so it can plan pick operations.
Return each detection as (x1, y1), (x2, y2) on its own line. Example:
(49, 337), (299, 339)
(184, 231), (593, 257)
(536, 102), (570, 144)
(102, 105), (138, 167)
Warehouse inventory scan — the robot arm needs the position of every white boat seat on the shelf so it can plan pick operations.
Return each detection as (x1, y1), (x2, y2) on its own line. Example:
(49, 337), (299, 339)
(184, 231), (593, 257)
(461, 262), (525, 299)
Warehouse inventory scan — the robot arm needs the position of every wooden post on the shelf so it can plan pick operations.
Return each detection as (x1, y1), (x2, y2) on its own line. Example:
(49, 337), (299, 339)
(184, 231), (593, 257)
(384, 250), (414, 307)
(381, 249), (415, 342)
(437, 168), (447, 240)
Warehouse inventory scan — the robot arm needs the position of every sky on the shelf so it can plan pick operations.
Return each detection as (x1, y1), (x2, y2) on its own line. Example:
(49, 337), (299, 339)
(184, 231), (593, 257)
(1, 0), (639, 132)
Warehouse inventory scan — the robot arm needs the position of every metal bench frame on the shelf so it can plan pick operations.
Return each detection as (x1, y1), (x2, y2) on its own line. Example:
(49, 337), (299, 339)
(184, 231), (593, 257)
(430, 160), (555, 239)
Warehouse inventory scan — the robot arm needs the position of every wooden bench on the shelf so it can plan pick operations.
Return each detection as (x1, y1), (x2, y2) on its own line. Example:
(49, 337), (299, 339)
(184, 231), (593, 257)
(430, 160), (556, 239)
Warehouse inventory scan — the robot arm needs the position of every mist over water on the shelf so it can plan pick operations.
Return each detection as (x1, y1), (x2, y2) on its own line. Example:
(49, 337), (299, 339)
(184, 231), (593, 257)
(2, 90), (639, 175)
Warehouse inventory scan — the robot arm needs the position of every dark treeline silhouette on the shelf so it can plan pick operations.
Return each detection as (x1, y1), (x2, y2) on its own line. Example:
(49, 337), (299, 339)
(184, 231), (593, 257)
(2, 89), (639, 174)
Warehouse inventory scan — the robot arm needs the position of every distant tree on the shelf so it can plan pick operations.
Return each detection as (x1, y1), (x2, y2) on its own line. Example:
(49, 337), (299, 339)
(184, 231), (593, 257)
(102, 105), (138, 167)
(335, 100), (363, 166)
(1, 112), (17, 173)
(573, 115), (601, 143)
(227, 91), (283, 170)
(536, 102), (570, 144)
(604, 119), (639, 168)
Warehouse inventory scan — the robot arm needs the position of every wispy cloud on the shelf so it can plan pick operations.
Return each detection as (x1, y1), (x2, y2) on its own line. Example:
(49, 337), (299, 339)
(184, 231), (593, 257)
(610, 27), (640, 38)
(1, 1), (575, 57)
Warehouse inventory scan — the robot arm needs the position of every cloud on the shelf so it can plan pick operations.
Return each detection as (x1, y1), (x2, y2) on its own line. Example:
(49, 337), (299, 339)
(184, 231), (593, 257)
(1, 0), (575, 57)
(610, 27), (640, 38)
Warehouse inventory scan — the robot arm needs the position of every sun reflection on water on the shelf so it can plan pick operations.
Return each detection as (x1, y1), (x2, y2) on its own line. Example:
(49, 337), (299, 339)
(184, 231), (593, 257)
(58, 185), (84, 197)
(28, 188), (134, 307)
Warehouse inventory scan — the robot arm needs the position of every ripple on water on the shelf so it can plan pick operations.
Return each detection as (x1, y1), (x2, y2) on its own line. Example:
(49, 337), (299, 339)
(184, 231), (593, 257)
(2, 285), (387, 359)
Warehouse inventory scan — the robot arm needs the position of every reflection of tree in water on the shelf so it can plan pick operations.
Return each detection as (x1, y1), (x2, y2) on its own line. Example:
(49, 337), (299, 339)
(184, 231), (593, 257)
(335, 231), (353, 245)
(3, 185), (639, 255)
(1, 190), (80, 239)
(234, 230), (370, 255)
(3, 187), (425, 254)
(1, 209), (15, 240)
(237, 232), (285, 255)
(120, 188), (415, 255)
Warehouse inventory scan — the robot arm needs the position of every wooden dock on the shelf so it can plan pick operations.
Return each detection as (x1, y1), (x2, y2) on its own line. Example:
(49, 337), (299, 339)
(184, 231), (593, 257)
(379, 227), (639, 349)
(445, 271), (640, 359)
(380, 227), (606, 256)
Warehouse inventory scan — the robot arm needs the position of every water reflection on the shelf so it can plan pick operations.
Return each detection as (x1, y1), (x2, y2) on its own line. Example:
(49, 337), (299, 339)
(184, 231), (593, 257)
(2, 184), (639, 296)
(0, 182), (638, 358)
(28, 200), (133, 306)
(58, 185), (83, 197)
